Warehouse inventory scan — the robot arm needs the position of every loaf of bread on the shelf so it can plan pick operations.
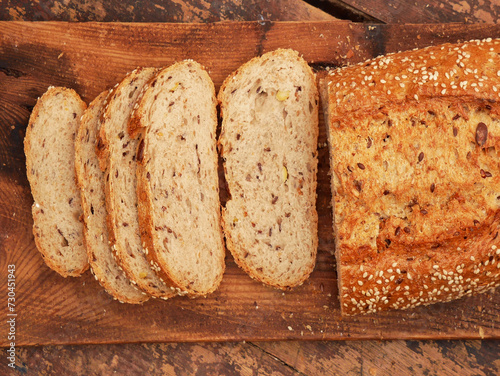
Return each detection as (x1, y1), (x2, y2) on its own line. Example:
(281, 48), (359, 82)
(75, 90), (148, 304)
(129, 60), (225, 297)
(324, 38), (500, 315)
(24, 87), (89, 277)
(97, 68), (175, 299)
(218, 49), (319, 289)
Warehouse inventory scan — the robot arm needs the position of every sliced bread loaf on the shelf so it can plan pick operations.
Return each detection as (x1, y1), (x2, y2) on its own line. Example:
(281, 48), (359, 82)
(98, 68), (175, 299)
(24, 86), (89, 277)
(325, 38), (500, 315)
(75, 90), (148, 304)
(218, 49), (319, 289)
(129, 60), (225, 297)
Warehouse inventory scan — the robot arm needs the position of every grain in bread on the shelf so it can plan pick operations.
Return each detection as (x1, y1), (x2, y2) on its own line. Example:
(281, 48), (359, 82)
(218, 49), (319, 289)
(98, 67), (175, 299)
(75, 90), (148, 304)
(24, 86), (89, 277)
(324, 38), (500, 315)
(129, 60), (225, 297)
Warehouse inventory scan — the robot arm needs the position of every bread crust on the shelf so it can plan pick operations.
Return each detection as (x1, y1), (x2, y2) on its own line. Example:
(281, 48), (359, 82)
(325, 38), (500, 315)
(218, 49), (319, 289)
(131, 60), (225, 297)
(25, 86), (89, 277)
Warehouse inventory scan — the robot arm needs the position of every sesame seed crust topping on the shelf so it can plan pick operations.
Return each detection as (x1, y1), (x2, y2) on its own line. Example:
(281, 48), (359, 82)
(327, 38), (500, 122)
(327, 38), (500, 315)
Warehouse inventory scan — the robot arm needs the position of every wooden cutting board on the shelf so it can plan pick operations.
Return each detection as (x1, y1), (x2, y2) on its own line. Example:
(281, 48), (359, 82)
(1, 21), (500, 346)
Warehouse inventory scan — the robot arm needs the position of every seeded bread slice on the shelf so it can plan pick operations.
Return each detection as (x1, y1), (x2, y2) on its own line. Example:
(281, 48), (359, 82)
(98, 68), (175, 299)
(75, 90), (148, 304)
(24, 86), (89, 277)
(129, 60), (226, 297)
(325, 38), (500, 315)
(218, 49), (319, 289)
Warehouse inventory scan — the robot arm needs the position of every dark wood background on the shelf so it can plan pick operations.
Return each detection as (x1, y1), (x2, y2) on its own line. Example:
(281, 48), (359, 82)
(1, 1), (500, 375)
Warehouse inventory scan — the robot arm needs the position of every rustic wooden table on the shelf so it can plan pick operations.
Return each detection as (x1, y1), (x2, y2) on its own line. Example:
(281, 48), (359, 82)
(1, 1), (500, 375)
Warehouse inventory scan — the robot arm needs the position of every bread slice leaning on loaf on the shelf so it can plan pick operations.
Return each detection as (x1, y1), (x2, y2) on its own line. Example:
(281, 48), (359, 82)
(97, 67), (175, 299)
(218, 49), (319, 289)
(324, 38), (500, 315)
(129, 60), (225, 297)
(75, 90), (148, 304)
(24, 86), (89, 277)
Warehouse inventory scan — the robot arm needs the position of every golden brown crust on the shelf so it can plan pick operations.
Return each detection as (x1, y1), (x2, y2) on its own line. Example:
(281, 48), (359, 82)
(327, 38), (500, 122)
(326, 38), (500, 315)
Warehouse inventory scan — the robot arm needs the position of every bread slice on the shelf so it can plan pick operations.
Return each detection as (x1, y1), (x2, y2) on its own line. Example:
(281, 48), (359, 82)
(75, 90), (148, 304)
(129, 60), (225, 297)
(98, 68), (175, 299)
(324, 38), (500, 315)
(218, 49), (319, 289)
(24, 86), (89, 277)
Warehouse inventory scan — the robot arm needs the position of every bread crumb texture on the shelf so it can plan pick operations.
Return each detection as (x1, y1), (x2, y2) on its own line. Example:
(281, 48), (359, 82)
(135, 61), (225, 296)
(98, 67), (175, 299)
(75, 90), (148, 303)
(25, 87), (89, 277)
(327, 38), (500, 315)
(219, 49), (319, 289)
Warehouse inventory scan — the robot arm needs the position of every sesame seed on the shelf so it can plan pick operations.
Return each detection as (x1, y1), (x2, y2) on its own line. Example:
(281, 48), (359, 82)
(392, 262), (397, 267)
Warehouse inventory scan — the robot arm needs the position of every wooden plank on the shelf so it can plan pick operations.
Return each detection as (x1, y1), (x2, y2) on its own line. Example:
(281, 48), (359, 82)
(1, 21), (500, 347)
(255, 340), (500, 376)
(1, 340), (499, 375)
(0, 0), (337, 22)
(332, 0), (500, 24)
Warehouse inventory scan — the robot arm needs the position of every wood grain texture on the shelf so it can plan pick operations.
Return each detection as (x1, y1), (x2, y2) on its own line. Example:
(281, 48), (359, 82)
(333, 0), (500, 24)
(1, 21), (500, 347)
(1, 340), (499, 375)
(0, 0), (337, 22)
